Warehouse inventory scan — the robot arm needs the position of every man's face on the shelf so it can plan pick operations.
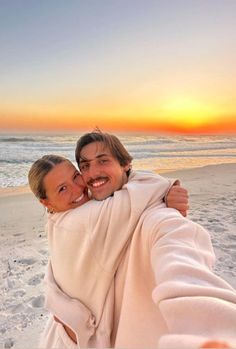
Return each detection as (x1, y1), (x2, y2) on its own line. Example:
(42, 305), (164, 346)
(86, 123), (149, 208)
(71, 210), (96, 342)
(79, 141), (130, 200)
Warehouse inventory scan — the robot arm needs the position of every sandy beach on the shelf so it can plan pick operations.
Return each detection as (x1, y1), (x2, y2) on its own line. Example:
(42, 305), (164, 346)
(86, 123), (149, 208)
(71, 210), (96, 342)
(0, 163), (236, 348)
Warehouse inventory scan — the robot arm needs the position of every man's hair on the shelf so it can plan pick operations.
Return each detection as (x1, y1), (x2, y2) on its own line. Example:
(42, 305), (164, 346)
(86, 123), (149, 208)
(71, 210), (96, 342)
(75, 129), (133, 172)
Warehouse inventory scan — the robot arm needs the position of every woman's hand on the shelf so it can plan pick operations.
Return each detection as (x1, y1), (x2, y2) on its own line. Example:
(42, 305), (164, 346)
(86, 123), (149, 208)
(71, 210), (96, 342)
(54, 315), (77, 343)
(201, 340), (230, 348)
(166, 181), (189, 217)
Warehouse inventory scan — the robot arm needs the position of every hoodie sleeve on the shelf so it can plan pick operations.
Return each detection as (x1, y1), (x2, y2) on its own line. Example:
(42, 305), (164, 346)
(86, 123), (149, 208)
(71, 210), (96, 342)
(145, 207), (236, 347)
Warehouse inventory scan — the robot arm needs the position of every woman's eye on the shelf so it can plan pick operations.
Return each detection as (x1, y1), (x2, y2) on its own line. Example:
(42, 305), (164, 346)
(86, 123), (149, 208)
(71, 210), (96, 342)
(59, 186), (66, 193)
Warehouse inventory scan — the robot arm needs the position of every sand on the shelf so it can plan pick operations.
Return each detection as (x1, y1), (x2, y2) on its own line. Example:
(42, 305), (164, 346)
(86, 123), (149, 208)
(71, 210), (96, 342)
(0, 163), (236, 348)
(0, 192), (48, 348)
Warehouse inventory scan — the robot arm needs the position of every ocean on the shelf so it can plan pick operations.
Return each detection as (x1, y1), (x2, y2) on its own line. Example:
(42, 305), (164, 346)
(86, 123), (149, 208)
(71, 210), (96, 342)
(1, 132), (236, 188)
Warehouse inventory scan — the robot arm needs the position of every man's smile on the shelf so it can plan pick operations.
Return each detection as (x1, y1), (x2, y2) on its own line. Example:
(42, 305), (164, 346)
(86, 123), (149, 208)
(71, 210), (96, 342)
(88, 177), (109, 188)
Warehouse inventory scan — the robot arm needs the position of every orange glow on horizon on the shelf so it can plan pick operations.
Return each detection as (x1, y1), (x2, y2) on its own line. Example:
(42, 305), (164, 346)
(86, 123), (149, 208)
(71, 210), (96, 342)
(1, 113), (236, 134)
(0, 98), (236, 134)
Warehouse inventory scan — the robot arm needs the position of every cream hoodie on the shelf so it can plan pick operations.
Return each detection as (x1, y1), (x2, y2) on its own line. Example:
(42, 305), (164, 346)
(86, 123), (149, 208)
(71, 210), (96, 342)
(41, 171), (236, 348)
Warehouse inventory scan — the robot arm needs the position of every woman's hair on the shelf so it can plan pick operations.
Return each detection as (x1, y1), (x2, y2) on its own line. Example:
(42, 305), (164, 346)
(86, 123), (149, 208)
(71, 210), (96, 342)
(28, 154), (69, 199)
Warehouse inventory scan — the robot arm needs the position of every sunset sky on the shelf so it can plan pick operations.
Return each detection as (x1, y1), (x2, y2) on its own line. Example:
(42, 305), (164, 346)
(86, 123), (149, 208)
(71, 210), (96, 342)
(0, 0), (236, 134)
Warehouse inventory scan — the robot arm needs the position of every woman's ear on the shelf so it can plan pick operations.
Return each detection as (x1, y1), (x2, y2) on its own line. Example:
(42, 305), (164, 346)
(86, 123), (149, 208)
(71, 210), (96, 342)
(40, 198), (50, 209)
(40, 198), (54, 213)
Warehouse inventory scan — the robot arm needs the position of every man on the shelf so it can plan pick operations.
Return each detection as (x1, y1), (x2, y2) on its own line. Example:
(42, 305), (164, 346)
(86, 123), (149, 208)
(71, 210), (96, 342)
(75, 130), (189, 214)
(43, 130), (189, 347)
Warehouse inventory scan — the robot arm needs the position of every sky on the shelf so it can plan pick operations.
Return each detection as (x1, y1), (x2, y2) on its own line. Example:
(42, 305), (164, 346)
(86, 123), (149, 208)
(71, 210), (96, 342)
(0, 0), (236, 134)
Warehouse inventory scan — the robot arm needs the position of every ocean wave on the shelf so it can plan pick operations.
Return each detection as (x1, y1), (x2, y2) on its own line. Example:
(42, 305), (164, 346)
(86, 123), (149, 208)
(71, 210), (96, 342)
(130, 144), (236, 153)
(0, 137), (38, 143)
(134, 153), (236, 159)
(125, 139), (176, 146)
(0, 159), (36, 164)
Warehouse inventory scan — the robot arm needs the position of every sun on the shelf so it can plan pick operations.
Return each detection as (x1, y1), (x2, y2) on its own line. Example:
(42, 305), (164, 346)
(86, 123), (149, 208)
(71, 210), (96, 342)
(161, 97), (217, 129)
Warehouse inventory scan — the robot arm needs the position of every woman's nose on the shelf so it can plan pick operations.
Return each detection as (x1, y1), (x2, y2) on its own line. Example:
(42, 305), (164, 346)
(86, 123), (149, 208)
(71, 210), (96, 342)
(71, 180), (84, 193)
(76, 174), (86, 187)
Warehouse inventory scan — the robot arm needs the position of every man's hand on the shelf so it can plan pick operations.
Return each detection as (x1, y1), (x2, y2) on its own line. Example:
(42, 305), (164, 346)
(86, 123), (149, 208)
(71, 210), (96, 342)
(166, 181), (189, 217)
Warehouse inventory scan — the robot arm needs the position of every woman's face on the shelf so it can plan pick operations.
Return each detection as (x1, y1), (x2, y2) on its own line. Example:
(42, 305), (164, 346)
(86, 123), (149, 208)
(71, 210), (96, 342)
(40, 161), (90, 213)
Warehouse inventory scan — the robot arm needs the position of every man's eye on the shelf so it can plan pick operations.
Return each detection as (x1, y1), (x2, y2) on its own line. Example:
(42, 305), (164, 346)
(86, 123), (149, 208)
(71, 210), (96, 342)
(74, 172), (80, 180)
(80, 163), (89, 171)
(100, 159), (108, 164)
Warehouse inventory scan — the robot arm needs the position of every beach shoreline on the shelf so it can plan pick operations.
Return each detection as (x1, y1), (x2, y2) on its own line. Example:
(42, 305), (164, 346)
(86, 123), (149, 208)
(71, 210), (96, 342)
(0, 163), (221, 198)
(0, 163), (236, 348)
(0, 185), (30, 197)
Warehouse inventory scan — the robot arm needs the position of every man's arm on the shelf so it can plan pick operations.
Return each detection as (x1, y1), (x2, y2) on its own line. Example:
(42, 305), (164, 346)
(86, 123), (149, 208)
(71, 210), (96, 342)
(165, 180), (189, 217)
(148, 208), (236, 348)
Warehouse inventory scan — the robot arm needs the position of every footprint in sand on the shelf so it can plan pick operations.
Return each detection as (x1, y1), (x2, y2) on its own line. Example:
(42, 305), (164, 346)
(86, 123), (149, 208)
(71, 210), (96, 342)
(4, 338), (14, 348)
(211, 226), (226, 233)
(27, 273), (45, 286)
(208, 218), (220, 223)
(200, 209), (209, 213)
(11, 303), (27, 314)
(13, 289), (26, 297)
(12, 233), (23, 237)
(3, 278), (15, 290)
(30, 295), (45, 308)
(17, 257), (37, 265)
(41, 260), (48, 266)
(39, 249), (48, 255)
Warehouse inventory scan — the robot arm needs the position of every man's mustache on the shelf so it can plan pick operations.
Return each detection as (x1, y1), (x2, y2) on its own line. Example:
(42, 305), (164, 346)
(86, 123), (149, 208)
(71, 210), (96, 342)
(87, 176), (108, 186)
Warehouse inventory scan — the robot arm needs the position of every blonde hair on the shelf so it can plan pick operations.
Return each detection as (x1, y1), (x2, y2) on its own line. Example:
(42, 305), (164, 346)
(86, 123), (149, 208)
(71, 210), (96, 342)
(28, 155), (69, 199)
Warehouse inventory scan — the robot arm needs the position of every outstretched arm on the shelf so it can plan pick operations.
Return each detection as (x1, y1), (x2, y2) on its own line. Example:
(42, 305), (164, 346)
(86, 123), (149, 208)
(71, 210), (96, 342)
(147, 208), (236, 348)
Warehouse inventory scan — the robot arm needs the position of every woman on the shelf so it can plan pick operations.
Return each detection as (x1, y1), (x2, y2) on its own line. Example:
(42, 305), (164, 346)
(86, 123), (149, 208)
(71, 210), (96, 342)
(28, 155), (236, 348)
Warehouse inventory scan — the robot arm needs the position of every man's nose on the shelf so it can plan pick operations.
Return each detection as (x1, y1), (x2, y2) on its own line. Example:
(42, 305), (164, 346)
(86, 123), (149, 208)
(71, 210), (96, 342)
(87, 162), (101, 178)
